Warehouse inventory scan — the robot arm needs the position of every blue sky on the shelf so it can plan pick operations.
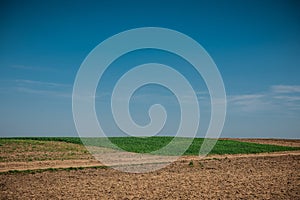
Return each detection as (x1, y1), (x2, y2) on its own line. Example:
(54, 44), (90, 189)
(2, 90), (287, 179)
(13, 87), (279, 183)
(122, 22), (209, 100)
(0, 0), (300, 138)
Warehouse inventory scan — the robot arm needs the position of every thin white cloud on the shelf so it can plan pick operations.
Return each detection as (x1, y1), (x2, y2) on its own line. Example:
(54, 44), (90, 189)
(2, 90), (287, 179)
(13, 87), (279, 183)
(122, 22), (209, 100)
(273, 95), (300, 101)
(15, 87), (71, 98)
(15, 79), (70, 88)
(228, 94), (269, 112)
(228, 85), (300, 113)
(10, 65), (58, 72)
(271, 85), (300, 94)
(229, 94), (265, 103)
(12, 79), (72, 98)
(271, 85), (300, 111)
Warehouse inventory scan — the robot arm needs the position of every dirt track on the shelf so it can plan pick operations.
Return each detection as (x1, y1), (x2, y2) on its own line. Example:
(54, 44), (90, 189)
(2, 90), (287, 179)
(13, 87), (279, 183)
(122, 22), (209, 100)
(1, 150), (300, 173)
(1, 154), (299, 199)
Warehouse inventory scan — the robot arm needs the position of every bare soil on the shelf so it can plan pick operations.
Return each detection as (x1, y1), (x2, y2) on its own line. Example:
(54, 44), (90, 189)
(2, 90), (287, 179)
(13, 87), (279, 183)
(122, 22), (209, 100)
(1, 150), (300, 173)
(221, 138), (300, 147)
(1, 154), (299, 199)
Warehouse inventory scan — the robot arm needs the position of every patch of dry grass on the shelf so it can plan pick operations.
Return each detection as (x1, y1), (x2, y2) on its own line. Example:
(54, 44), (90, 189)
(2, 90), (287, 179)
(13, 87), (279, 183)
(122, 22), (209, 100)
(0, 139), (93, 162)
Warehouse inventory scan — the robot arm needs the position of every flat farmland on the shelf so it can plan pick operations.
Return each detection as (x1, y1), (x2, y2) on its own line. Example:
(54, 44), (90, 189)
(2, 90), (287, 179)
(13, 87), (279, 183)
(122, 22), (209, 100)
(0, 138), (299, 199)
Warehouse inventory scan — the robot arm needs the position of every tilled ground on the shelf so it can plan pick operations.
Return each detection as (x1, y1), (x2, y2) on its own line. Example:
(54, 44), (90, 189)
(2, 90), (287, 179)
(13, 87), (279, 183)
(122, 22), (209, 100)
(1, 154), (299, 200)
(221, 138), (300, 147)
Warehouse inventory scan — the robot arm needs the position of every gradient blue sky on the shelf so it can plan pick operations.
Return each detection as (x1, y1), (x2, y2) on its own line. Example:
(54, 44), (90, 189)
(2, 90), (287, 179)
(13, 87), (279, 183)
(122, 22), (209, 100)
(0, 0), (300, 138)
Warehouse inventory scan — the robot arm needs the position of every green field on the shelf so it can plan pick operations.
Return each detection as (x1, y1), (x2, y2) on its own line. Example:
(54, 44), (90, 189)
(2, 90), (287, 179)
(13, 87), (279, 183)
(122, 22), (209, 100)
(1, 137), (299, 156)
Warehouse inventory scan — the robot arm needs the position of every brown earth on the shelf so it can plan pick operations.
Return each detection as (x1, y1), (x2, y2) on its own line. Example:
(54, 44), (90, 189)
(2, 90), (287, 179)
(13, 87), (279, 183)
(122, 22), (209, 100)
(0, 154), (299, 199)
(1, 150), (300, 173)
(221, 138), (300, 147)
(1, 139), (300, 199)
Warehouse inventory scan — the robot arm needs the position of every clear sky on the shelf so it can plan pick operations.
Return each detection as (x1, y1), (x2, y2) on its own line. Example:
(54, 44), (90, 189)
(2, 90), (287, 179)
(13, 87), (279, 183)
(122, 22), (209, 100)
(0, 0), (299, 138)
